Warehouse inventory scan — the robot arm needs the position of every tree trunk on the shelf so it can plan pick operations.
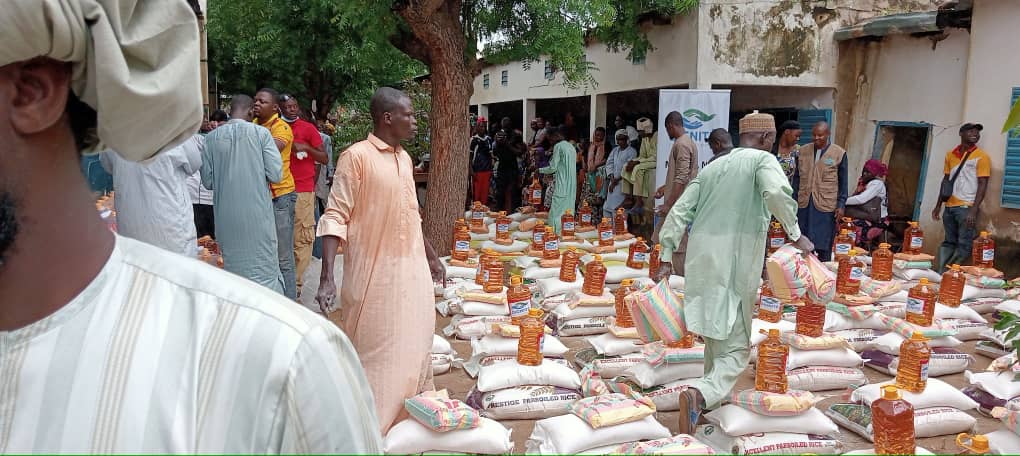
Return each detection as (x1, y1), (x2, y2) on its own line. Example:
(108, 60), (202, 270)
(396, 0), (474, 256)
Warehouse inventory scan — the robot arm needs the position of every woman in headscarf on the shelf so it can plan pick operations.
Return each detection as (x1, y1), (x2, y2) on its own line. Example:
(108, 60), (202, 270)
(846, 159), (889, 247)
(579, 127), (608, 216)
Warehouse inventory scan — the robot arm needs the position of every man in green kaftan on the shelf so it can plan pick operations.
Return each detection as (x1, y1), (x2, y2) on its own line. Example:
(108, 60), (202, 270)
(538, 127), (577, 234)
(655, 111), (815, 435)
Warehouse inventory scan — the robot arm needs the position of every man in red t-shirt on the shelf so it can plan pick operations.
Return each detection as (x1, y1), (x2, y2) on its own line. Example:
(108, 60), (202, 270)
(280, 95), (327, 295)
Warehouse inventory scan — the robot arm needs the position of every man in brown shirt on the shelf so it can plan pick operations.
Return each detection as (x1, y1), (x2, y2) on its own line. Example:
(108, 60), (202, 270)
(652, 111), (699, 274)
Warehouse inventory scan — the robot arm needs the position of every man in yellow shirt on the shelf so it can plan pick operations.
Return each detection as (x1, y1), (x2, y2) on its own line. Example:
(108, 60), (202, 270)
(254, 88), (298, 299)
(932, 123), (991, 271)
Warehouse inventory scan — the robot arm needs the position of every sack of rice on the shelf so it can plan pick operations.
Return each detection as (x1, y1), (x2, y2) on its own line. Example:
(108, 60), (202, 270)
(475, 358), (581, 392)
(851, 378), (978, 410)
(524, 414), (670, 455)
(750, 319), (796, 346)
(536, 275), (583, 298)
(868, 331), (962, 355)
(835, 328), (887, 352)
(568, 392), (656, 429)
(557, 316), (611, 336)
(986, 429), (1020, 455)
(785, 346), (863, 370)
(623, 360), (705, 389)
(944, 318), (990, 341)
(704, 404), (838, 436)
(695, 424), (844, 455)
(842, 447), (935, 455)
(464, 385), (580, 420)
(431, 353), (455, 375)
(443, 315), (510, 339)
(825, 403), (976, 440)
(436, 297), (507, 317)
(967, 370), (1020, 401)
(977, 340), (1013, 359)
(964, 297), (1002, 314)
(613, 434), (716, 455)
(465, 334), (569, 376)
(727, 389), (821, 416)
(382, 417), (513, 454)
(961, 386), (1012, 416)
(786, 366), (869, 392)
(588, 333), (645, 356)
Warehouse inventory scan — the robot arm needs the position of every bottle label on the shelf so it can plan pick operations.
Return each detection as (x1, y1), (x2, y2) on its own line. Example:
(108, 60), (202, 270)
(633, 252), (648, 263)
(581, 214), (592, 224)
(454, 240), (470, 252)
(848, 231), (857, 242)
(911, 236), (923, 249)
(849, 267), (864, 282)
(509, 298), (530, 318)
(983, 248), (995, 262)
(497, 223), (509, 233)
(769, 237), (785, 249)
(760, 296), (782, 313)
(919, 359), (929, 381)
(906, 297), (926, 315)
(600, 231), (613, 241)
(835, 243), (851, 255)
(563, 222), (575, 231)
(534, 233), (544, 244)
(482, 270), (490, 282)
(545, 240), (559, 251)
(472, 211), (484, 221)
(532, 190), (541, 200)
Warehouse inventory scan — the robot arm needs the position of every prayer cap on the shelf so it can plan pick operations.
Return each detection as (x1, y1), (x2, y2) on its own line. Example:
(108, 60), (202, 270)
(0, 0), (203, 161)
(636, 117), (653, 133)
(615, 129), (629, 139)
(739, 110), (776, 134)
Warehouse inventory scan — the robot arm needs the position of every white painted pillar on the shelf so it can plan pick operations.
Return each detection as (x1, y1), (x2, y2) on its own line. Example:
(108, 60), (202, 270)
(590, 93), (608, 133)
(523, 98), (536, 128)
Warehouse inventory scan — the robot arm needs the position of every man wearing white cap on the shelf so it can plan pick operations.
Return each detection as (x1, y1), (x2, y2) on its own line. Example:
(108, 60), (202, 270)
(0, 1), (381, 452)
(655, 111), (814, 435)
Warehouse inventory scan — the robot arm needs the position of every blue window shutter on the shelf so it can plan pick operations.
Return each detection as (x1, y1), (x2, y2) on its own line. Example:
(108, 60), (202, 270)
(1003, 87), (1020, 208)
(797, 109), (833, 146)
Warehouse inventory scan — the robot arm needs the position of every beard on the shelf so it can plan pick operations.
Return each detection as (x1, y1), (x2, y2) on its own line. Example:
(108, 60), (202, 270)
(0, 191), (18, 267)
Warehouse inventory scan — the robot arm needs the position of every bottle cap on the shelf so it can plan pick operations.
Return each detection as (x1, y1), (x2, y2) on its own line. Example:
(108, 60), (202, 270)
(637, 237), (643, 241)
(879, 242), (891, 249)
(545, 226), (553, 234)
(843, 217), (852, 222)
(565, 209), (572, 215)
(840, 229), (848, 235)
(910, 221), (918, 227)
(768, 328), (779, 337)
(919, 278), (930, 285)
(881, 385), (901, 400)
(458, 226), (468, 232)
(510, 275), (522, 285)
(568, 246), (577, 252)
(910, 331), (929, 342)
(621, 279), (634, 286)
(951, 264), (961, 271)
(499, 211), (506, 216)
(528, 308), (543, 317)
(594, 255), (603, 262)
(981, 231), (989, 237)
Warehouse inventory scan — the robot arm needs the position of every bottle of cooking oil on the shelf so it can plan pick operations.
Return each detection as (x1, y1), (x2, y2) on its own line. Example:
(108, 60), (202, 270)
(561, 210), (576, 238)
(957, 433), (991, 455)
(648, 244), (662, 279)
(495, 211), (511, 242)
(795, 298), (826, 337)
(905, 278), (937, 327)
(972, 231), (995, 268)
(757, 282), (783, 323)
(627, 237), (649, 269)
(840, 217), (857, 244)
(833, 229), (854, 261)
(582, 255), (607, 296)
(578, 201), (594, 228)
(543, 227), (560, 260)
(614, 207), (628, 236)
(452, 226), (471, 261)
(507, 275), (532, 324)
(939, 264), (966, 307)
(531, 220), (546, 247)
(470, 201), (486, 230)
(904, 221), (924, 255)
(454, 217), (468, 234)
(666, 333), (695, 349)
(483, 255), (505, 293)
(598, 218), (614, 247)
(475, 249), (496, 285)
(895, 332), (931, 393)
(767, 221), (787, 255)
(837, 248), (864, 295)
(517, 308), (545, 366)
(528, 178), (543, 207)
(614, 279), (636, 328)
(872, 243), (894, 281)
(755, 329), (789, 394)
(560, 247), (580, 282)
(872, 385), (915, 455)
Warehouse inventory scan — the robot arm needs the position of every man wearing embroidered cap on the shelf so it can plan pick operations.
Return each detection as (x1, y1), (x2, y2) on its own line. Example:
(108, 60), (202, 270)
(655, 110), (814, 435)
(0, 0), (381, 452)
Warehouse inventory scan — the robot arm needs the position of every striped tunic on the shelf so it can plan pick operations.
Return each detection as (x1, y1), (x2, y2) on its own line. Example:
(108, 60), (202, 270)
(0, 236), (382, 453)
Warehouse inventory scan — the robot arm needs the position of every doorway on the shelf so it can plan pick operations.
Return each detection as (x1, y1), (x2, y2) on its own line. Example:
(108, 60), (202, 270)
(872, 122), (930, 221)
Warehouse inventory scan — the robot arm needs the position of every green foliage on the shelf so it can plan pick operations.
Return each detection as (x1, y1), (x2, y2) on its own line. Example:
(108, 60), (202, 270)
(332, 79), (433, 162)
(992, 311), (1020, 380)
(207, 0), (424, 116)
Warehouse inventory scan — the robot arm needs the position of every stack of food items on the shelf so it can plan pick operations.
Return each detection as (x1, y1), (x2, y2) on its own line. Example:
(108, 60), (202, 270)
(382, 390), (514, 454)
(524, 376), (675, 454)
(696, 328), (843, 455)
(832, 332), (979, 443)
(465, 308), (582, 421)
(546, 254), (616, 337)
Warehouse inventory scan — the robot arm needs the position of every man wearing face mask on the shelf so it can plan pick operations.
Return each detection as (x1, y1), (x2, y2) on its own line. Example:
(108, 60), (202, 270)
(0, 0), (381, 452)
(279, 95), (327, 296)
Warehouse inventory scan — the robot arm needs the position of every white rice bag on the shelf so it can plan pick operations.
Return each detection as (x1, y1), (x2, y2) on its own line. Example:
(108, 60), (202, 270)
(696, 425), (844, 455)
(834, 328), (888, 352)
(750, 319), (796, 346)
(443, 257), (479, 279)
(432, 334), (453, 354)
(826, 403), (975, 440)
(637, 379), (695, 411)
(537, 275), (583, 298)
(963, 285), (1006, 301)
(431, 353), (455, 375)
(843, 447), (935, 455)
(557, 316), (610, 336)
(466, 335), (569, 375)
(588, 333), (645, 356)
(465, 385), (580, 420)
(443, 314), (510, 339)
(623, 360), (706, 389)
(894, 267), (941, 282)
(525, 414), (669, 455)
(704, 404), (838, 436)
(787, 366), (869, 391)
(481, 239), (530, 253)
(603, 264), (649, 284)
(824, 310), (889, 331)
(996, 299), (1020, 315)
(944, 318), (990, 341)
(868, 332), (963, 355)
(552, 301), (615, 319)
(786, 346), (863, 370)
(476, 358), (581, 392)
(935, 302), (987, 323)
(851, 378), (978, 410)
(888, 348), (975, 377)
(987, 429), (1020, 455)
(382, 417), (512, 455)
(966, 370), (1020, 401)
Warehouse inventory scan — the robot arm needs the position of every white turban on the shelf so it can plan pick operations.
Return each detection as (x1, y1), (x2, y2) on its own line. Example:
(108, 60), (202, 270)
(0, 0), (203, 161)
